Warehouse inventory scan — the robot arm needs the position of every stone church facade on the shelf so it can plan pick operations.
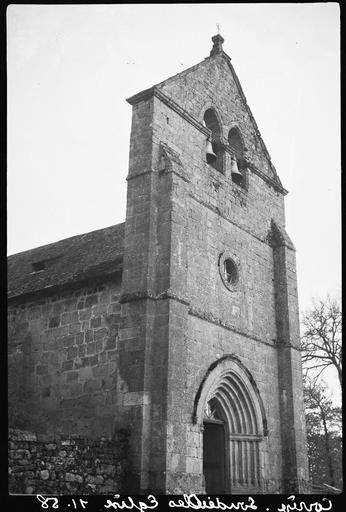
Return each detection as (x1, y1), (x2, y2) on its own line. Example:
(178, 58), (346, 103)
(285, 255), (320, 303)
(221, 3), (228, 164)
(8, 35), (309, 494)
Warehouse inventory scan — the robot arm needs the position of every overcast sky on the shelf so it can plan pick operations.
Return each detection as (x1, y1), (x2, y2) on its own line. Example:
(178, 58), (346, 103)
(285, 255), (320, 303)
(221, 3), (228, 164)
(7, 5), (340, 316)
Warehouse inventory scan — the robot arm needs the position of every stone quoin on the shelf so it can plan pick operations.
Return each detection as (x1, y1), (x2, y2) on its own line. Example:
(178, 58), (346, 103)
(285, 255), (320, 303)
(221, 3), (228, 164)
(8, 34), (309, 494)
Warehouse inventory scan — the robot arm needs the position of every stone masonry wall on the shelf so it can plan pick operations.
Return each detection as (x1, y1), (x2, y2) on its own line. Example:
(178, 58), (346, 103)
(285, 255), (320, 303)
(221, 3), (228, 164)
(147, 68), (286, 491)
(8, 428), (129, 495)
(157, 54), (280, 183)
(8, 275), (126, 439)
(120, 45), (308, 492)
(121, 64), (290, 490)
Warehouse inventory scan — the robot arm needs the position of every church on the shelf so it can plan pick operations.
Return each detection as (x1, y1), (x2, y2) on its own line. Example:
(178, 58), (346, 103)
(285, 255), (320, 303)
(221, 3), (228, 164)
(8, 34), (309, 494)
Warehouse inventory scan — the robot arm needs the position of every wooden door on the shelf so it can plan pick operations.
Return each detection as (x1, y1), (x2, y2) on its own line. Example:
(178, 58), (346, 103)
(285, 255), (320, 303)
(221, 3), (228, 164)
(203, 421), (225, 494)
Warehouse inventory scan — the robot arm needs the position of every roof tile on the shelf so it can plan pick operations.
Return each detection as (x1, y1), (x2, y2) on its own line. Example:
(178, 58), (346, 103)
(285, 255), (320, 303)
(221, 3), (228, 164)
(8, 223), (125, 299)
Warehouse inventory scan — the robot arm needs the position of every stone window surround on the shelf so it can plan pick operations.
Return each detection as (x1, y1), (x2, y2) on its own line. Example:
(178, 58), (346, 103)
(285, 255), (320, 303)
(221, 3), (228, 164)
(218, 251), (240, 292)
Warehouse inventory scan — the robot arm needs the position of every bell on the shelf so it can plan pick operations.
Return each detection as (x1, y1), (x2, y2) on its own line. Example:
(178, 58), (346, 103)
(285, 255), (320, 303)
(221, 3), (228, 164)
(231, 157), (243, 181)
(206, 140), (217, 164)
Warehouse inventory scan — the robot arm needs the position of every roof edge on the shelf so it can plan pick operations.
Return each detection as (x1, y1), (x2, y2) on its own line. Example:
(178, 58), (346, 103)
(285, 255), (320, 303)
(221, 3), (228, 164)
(8, 265), (123, 303)
(8, 222), (125, 259)
(221, 54), (282, 184)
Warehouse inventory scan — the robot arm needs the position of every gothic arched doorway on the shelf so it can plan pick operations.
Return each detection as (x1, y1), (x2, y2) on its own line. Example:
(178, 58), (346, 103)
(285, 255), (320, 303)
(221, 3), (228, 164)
(194, 356), (268, 494)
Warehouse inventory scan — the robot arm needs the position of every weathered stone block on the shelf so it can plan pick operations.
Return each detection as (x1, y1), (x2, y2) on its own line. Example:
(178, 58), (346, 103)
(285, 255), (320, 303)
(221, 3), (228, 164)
(90, 317), (101, 328)
(62, 335), (75, 348)
(48, 317), (60, 328)
(61, 360), (73, 372)
(40, 469), (50, 480)
(69, 323), (81, 335)
(85, 295), (98, 308)
(36, 365), (48, 375)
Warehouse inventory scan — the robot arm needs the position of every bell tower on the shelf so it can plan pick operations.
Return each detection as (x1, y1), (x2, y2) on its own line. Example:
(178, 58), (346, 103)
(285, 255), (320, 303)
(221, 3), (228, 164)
(119, 34), (309, 494)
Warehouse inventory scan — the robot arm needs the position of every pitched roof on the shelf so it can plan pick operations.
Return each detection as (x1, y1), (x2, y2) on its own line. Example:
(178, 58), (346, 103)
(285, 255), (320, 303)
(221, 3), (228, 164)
(7, 223), (125, 300)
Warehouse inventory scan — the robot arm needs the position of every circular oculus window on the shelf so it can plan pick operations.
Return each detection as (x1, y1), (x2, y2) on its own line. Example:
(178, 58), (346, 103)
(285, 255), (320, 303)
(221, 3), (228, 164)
(219, 255), (239, 290)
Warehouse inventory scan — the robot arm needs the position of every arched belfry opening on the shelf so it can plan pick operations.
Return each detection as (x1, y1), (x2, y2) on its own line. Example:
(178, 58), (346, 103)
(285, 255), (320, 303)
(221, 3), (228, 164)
(228, 127), (243, 155)
(194, 356), (267, 494)
(228, 127), (246, 186)
(204, 108), (224, 173)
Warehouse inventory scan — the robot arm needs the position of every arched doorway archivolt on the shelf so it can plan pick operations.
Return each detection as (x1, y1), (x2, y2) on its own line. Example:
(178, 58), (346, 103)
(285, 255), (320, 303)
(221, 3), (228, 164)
(192, 355), (268, 494)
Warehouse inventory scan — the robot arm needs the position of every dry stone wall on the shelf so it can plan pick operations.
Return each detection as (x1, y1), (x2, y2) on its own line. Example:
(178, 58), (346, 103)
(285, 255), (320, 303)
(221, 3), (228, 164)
(8, 428), (130, 495)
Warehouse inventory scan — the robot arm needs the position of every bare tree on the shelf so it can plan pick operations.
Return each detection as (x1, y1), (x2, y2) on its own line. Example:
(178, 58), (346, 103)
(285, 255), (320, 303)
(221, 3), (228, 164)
(301, 297), (342, 391)
(304, 377), (342, 489)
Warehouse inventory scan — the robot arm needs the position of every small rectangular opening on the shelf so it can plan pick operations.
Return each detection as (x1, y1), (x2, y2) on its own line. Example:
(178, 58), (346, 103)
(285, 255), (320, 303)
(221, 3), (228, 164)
(32, 261), (46, 272)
